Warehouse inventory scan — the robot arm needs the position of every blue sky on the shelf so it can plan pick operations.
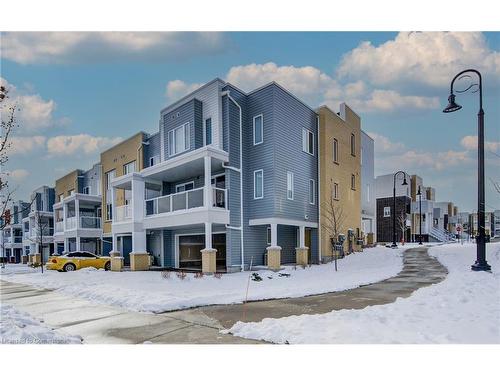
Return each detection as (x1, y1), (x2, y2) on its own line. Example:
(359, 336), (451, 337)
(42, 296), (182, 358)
(1, 31), (499, 212)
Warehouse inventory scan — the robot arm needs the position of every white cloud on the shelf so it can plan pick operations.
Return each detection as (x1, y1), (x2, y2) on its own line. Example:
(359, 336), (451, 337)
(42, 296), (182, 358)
(460, 135), (500, 153)
(9, 135), (47, 156)
(337, 32), (500, 88)
(165, 80), (203, 102)
(348, 89), (440, 113)
(1, 77), (60, 133)
(1, 32), (228, 65)
(367, 132), (405, 154)
(46, 134), (123, 157)
(6, 169), (29, 182)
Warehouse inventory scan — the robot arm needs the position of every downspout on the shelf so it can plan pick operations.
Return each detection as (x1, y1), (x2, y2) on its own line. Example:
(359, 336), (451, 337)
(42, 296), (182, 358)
(221, 90), (245, 271)
(316, 114), (322, 263)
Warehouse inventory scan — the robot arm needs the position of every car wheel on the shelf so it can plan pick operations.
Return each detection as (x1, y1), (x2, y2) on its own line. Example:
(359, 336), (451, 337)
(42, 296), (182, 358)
(104, 261), (111, 271)
(63, 263), (76, 272)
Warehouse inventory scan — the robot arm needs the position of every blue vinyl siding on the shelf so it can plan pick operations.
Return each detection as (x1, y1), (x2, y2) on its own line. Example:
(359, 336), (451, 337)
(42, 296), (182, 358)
(144, 132), (161, 166)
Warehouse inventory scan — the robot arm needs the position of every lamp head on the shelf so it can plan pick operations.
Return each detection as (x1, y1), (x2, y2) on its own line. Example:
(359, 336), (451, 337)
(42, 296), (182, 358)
(443, 94), (462, 113)
(402, 176), (408, 186)
(417, 186), (421, 195)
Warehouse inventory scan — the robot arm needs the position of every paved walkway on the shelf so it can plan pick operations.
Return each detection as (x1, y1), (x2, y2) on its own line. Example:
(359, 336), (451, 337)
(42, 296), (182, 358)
(1, 246), (447, 344)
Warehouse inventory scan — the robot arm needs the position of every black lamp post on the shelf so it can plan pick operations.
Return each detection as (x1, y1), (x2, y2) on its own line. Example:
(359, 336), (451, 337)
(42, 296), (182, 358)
(443, 69), (491, 271)
(417, 186), (423, 245)
(392, 171), (408, 248)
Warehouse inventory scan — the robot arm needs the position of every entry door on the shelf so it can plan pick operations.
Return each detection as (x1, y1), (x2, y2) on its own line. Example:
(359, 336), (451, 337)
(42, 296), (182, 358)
(179, 234), (205, 269)
(305, 229), (312, 262)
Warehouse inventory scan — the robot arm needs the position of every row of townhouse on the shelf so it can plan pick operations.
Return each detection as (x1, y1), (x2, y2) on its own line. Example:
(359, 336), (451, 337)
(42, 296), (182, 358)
(2, 78), (377, 272)
(454, 211), (497, 239)
(374, 172), (465, 243)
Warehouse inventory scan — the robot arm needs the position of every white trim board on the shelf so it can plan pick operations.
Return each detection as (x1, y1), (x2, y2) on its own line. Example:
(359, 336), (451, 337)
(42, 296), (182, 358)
(249, 217), (318, 228)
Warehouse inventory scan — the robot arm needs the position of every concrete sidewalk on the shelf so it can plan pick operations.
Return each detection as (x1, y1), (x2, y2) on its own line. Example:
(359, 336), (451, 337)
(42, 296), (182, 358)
(1, 246), (447, 344)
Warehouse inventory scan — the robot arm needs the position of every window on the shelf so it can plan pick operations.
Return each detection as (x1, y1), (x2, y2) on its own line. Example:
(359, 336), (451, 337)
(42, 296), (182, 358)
(266, 226), (271, 245)
(350, 133), (356, 156)
(123, 161), (136, 175)
(333, 183), (339, 200)
(287, 172), (294, 200)
(175, 181), (194, 193)
(204, 118), (212, 146)
(83, 186), (91, 195)
(384, 206), (391, 217)
(333, 138), (339, 163)
(309, 179), (315, 205)
(68, 189), (75, 196)
(149, 156), (159, 167)
(168, 122), (191, 156)
(105, 170), (116, 191)
(58, 193), (64, 202)
(106, 203), (113, 221)
(302, 128), (314, 155)
(253, 114), (263, 145)
(254, 169), (263, 199)
(351, 174), (356, 190)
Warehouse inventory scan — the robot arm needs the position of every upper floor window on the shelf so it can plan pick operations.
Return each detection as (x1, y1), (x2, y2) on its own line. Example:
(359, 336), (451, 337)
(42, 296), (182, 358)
(83, 186), (91, 195)
(204, 118), (212, 146)
(333, 183), (339, 200)
(168, 122), (191, 156)
(333, 138), (339, 163)
(254, 169), (263, 199)
(351, 174), (356, 190)
(287, 171), (294, 200)
(384, 206), (391, 217)
(68, 189), (75, 196)
(175, 181), (194, 193)
(253, 114), (263, 145)
(123, 161), (136, 175)
(106, 169), (116, 191)
(309, 179), (315, 205)
(350, 133), (356, 156)
(302, 128), (315, 155)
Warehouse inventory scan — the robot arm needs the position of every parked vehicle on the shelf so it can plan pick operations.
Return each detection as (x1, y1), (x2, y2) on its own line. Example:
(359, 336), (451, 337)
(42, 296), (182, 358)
(46, 251), (111, 272)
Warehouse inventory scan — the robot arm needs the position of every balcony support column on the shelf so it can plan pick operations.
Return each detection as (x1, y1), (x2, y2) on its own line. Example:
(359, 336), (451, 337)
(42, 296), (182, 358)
(131, 177), (145, 222)
(63, 203), (67, 231)
(75, 198), (80, 229)
(204, 156), (212, 208)
(110, 186), (116, 222)
(76, 237), (81, 252)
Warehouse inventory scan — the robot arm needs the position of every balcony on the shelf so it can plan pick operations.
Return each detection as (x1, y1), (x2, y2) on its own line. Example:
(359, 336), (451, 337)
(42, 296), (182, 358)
(55, 221), (64, 233)
(66, 216), (77, 230)
(80, 216), (101, 229)
(115, 205), (132, 223)
(29, 228), (54, 237)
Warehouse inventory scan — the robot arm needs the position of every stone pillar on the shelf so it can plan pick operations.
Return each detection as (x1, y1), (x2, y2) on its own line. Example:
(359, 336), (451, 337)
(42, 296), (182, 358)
(295, 247), (309, 266)
(110, 255), (123, 272)
(201, 222), (216, 274)
(32, 253), (41, 265)
(266, 246), (282, 271)
(22, 255), (28, 264)
(130, 252), (150, 271)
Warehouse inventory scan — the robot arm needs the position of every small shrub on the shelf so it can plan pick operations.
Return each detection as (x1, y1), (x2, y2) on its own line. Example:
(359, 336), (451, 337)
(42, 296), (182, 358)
(251, 272), (262, 282)
(161, 271), (171, 279)
(213, 272), (223, 279)
(194, 272), (204, 279)
(176, 270), (187, 280)
(300, 264), (306, 270)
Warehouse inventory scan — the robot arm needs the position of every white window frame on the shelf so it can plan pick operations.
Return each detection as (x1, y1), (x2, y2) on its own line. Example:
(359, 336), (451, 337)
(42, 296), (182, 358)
(309, 179), (315, 205)
(254, 169), (264, 200)
(351, 174), (356, 190)
(175, 181), (195, 193)
(82, 186), (91, 195)
(123, 161), (136, 175)
(168, 122), (191, 156)
(253, 114), (263, 146)
(287, 171), (294, 200)
(203, 118), (212, 146)
(58, 193), (64, 202)
(384, 206), (391, 218)
(302, 128), (315, 155)
(106, 203), (113, 221)
(149, 155), (159, 167)
(333, 138), (339, 163)
(105, 169), (116, 190)
(266, 226), (271, 245)
(333, 183), (339, 200)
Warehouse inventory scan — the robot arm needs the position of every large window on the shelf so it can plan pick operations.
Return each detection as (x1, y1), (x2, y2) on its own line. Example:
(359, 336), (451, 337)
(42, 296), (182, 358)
(287, 171), (294, 200)
(204, 118), (212, 146)
(302, 128), (314, 155)
(333, 138), (339, 163)
(253, 114), (263, 145)
(123, 161), (136, 175)
(350, 133), (356, 156)
(309, 179), (315, 205)
(168, 122), (191, 156)
(254, 169), (263, 199)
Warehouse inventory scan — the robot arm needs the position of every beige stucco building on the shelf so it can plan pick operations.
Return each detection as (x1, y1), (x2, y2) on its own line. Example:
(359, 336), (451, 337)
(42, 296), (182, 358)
(318, 104), (362, 260)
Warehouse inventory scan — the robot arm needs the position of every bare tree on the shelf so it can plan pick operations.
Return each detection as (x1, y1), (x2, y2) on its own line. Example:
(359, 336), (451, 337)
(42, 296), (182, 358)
(28, 210), (50, 273)
(489, 178), (500, 194)
(321, 187), (348, 269)
(396, 211), (408, 244)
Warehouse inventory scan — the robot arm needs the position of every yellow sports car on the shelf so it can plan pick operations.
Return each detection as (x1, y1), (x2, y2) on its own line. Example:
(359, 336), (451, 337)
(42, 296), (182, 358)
(47, 251), (111, 272)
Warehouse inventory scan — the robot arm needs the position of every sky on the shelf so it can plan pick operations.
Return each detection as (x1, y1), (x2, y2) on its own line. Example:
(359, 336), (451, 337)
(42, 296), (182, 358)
(1, 31), (499, 212)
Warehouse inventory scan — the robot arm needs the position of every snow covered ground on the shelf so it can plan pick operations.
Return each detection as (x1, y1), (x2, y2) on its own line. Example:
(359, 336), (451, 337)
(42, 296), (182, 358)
(227, 243), (500, 344)
(0, 246), (406, 313)
(1, 304), (82, 344)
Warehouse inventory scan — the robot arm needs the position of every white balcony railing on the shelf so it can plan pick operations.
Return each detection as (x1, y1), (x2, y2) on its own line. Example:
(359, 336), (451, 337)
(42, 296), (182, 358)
(145, 186), (227, 216)
(115, 205), (132, 222)
(80, 216), (101, 229)
(66, 216), (77, 230)
(55, 221), (64, 233)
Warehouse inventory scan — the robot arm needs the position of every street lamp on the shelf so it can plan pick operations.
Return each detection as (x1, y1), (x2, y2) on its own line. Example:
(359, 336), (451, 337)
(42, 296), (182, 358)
(392, 171), (408, 248)
(443, 69), (491, 271)
(417, 186), (423, 245)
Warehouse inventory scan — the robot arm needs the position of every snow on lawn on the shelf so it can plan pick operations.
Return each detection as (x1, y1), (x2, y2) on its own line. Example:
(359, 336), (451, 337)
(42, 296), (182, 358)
(227, 243), (500, 344)
(0, 263), (38, 275)
(1, 304), (82, 344)
(0, 246), (405, 313)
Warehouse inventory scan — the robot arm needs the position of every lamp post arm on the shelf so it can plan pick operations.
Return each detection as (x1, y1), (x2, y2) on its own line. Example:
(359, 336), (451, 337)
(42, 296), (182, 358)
(450, 69), (483, 111)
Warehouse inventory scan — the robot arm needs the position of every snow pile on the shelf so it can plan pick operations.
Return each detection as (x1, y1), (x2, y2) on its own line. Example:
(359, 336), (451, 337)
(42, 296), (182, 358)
(0, 264), (38, 275)
(1, 304), (82, 344)
(227, 243), (500, 344)
(0, 246), (404, 313)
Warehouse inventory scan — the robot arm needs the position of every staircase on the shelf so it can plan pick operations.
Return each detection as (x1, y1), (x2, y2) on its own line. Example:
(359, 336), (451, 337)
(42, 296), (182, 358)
(429, 227), (456, 243)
